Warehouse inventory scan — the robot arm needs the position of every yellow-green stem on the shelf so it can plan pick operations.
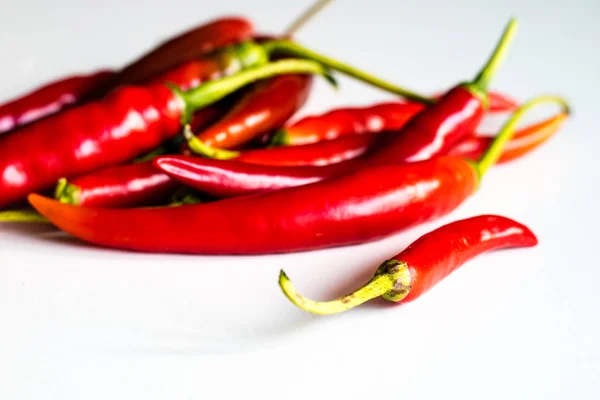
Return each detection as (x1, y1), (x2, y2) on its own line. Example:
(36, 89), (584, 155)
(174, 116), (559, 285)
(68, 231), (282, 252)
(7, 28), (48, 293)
(279, 260), (412, 315)
(476, 95), (571, 177)
(182, 125), (241, 160)
(471, 18), (519, 92)
(54, 178), (81, 205)
(0, 210), (49, 223)
(284, 0), (335, 35)
(262, 40), (434, 105)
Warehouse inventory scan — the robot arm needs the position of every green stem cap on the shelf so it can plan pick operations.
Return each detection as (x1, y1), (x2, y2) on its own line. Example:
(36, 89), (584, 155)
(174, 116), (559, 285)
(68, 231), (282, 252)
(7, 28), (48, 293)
(54, 178), (81, 205)
(475, 95), (571, 179)
(262, 39), (434, 105)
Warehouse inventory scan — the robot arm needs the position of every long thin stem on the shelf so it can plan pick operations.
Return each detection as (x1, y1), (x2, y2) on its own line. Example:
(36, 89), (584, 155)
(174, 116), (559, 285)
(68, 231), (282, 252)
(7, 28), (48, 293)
(180, 59), (334, 117)
(279, 270), (392, 315)
(262, 40), (434, 105)
(0, 210), (49, 223)
(476, 95), (571, 177)
(472, 18), (518, 91)
(284, 0), (335, 35)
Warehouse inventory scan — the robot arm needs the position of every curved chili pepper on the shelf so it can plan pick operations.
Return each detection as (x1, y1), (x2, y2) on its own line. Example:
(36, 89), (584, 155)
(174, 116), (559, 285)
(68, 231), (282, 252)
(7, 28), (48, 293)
(194, 74), (313, 149)
(447, 112), (568, 163)
(279, 215), (537, 314)
(0, 18), (253, 134)
(153, 155), (349, 198)
(0, 71), (114, 134)
(0, 59), (340, 208)
(270, 102), (424, 146)
(166, 108), (568, 198)
(27, 96), (568, 254)
(54, 161), (178, 208)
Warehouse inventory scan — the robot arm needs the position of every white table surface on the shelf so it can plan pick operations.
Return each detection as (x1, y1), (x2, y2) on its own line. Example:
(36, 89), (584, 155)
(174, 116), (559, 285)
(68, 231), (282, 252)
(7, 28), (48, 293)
(1, 0), (598, 398)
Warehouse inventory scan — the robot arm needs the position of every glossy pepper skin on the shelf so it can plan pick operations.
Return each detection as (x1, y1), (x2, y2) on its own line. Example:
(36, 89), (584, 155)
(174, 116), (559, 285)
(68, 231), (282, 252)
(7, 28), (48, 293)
(195, 74), (313, 149)
(56, 161), (178, 208)
(279, 215), (537, 315)
(0, 84), (184, 208)
(271, 101), (424, 146)
(0, 18), (253, 134)
(269, 91), (517, 147)
(0, 71), (114, 134)
(235, 133), (379, 166)
(153, 155), (349, 198)
(366, 86), (486, 164)
(28, 157), (477, 254)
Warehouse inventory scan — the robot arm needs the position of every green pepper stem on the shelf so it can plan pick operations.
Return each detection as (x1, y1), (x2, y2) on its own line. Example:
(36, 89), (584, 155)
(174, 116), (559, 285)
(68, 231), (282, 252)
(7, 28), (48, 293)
(471, 18), (518, 92)
(284, 0), (335, 35)
(476, 95), (571, 178)
(262, 40), (434, 105)
(54, 178), (81, 205)
(179, 59), (335, 121)
(182, 125), (241, 160)
(0, 210), (49, 223)
(279, 260), (412, 315)
(279, 270), (391, 315)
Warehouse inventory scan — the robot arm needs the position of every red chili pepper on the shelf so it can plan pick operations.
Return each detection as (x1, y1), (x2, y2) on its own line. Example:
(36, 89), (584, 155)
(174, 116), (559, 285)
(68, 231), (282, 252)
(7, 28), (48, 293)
(270, 102), (424, 146)
(162, 107), (568, 198)
(0, 18), (254, 134)
(268, 91), (518, 148)
(235, 133), (379, 166)
(278, 215), (537, 315)
(448, 112), (568, 163)
(194, 74), (313, 149)
(54, 161), (178, 208)
(27, 95), (568, 254)
(0, 71), (114, 134)
(153, 155), (348, 198)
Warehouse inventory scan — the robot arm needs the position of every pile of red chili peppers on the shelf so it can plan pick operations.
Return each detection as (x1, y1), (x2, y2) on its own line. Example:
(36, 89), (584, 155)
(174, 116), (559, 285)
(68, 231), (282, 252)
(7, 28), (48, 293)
(0, 2), (571, 317)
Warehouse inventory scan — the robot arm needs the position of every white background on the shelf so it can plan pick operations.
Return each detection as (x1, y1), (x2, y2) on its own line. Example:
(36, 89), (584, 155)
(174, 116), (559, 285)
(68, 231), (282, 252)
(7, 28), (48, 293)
(1, 0), (598, 398)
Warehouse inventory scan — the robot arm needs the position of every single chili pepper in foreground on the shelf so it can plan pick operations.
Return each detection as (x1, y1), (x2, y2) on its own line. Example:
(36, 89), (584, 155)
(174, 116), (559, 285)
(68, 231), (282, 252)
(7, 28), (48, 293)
(0, 58), (336, 208)
(54, 161), (178, 208)
(159, 109), (568, 198)
(194, 74), (314, 149)
(28, 96), (568, 254)
(0, 71), (114, 134)
(448, 112), (568, 163)
(0, 18), (254, 134)
(279, 215), (537, 315)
